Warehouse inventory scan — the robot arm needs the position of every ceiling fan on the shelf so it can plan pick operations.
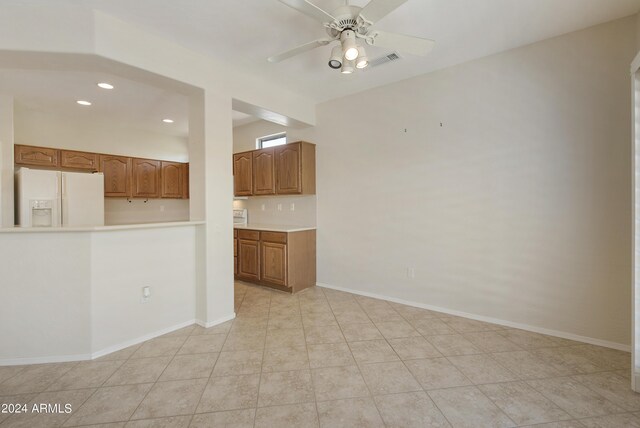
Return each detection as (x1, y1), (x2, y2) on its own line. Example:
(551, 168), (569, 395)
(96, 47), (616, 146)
(268, 0), (434, 74)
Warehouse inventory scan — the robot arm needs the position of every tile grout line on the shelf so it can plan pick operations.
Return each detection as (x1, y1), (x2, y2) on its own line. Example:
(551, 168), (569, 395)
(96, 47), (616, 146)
(253, 290), (274, 426)
(300, 287), (321, 427)
(187, 317), (235, 423)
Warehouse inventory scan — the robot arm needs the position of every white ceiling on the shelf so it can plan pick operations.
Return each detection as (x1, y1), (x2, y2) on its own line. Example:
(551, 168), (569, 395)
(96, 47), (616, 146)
(86, 0), (640, 103)
(1, 0), (639, 134)
(0, 69), (190, 137)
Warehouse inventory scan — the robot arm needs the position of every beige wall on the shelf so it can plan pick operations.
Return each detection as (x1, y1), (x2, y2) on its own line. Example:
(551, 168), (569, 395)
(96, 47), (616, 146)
(295, 16), (635, 348)
(233, 119), (287, 153)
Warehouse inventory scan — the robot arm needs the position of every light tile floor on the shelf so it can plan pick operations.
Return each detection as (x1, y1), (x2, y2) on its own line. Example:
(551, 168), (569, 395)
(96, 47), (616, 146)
(0, 281), (637, 427)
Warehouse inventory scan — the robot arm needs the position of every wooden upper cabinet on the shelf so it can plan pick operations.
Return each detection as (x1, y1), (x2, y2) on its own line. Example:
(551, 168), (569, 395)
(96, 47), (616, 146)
(15, 145), (59, 168)
(99, 155), (131, 197)
(132, 158), (161, 198)
(60, 150), (99, 171)
(252, 148), (276, 195)
(275, 142), (315, 195)
(161, 161), (184, 198)
(233, 152), (253, 196)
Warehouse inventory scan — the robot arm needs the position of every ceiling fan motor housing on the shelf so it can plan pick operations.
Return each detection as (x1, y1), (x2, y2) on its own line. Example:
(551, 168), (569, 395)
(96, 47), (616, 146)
(326, 5), (363, 37)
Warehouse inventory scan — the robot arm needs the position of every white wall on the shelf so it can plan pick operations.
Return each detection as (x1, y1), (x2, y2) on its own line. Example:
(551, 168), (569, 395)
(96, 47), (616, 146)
(14, 104), (190, 224)
(0, 232), (92, 362)
(301, 16), (636, 348)
(0, 225), (199, 364)
(0, 96), (14, 227)
(14, 104), (189, 161)
(91, 226), (196, 352)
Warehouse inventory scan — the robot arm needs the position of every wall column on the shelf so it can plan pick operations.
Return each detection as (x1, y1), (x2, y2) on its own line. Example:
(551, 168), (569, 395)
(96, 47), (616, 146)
(0, 96), (14, 227)
(190, 89), (235, 326)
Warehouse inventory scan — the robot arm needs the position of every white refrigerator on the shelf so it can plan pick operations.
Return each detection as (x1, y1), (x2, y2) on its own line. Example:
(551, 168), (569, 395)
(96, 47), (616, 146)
(15, 167), (105, 227)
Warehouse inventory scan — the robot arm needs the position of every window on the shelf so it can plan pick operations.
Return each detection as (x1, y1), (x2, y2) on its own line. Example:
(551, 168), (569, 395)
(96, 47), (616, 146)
(257, 132), (286, 149)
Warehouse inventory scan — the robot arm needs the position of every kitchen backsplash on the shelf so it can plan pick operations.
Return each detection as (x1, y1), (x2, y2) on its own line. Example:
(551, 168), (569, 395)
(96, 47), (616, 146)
(237, 195), (316, 227)
(105, 199), (190, 225)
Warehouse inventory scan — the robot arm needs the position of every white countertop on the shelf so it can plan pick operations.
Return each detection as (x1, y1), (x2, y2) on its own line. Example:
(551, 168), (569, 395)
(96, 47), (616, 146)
(234, 223), (316, 233)
(0, 220), (205, 233)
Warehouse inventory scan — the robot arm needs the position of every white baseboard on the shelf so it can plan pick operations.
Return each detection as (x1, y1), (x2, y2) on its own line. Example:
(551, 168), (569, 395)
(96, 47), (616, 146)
(91, 319), (198, 360)
(1, 314), (239, 366)
(0, 319), (199, 366)
(317, 282), (631, 352)
(0, 353), (94, 366)
(196, 312), (236, 328)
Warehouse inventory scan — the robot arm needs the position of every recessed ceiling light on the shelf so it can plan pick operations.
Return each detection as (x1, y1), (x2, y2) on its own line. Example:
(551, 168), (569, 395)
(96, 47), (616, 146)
(162, 119), (174, 123)
(97, 82), (114, 89)
(76, 100), (92, 106)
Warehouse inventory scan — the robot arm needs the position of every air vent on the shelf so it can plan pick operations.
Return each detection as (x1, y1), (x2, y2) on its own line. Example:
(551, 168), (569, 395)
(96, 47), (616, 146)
(368, 52), (402, 68)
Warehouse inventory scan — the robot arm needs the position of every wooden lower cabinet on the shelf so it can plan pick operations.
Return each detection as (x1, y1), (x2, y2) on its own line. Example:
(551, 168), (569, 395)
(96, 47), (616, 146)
(261, 242), (287, 286)
(237, 238), (260, 282)
(234, 228), (316, 293)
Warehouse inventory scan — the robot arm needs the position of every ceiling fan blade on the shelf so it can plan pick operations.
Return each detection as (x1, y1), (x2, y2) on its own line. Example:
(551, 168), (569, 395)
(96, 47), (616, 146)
(366, 31), (435, 56)
(359, 0), (407, 25)
(268, 39), (333, 63)
(278, 0), (336, 23)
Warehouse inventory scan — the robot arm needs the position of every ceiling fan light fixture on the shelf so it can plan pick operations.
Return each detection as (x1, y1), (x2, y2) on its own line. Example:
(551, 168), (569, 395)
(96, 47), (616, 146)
(356, 46), (369, 69)
(340, 30), (359, 61)
(328, 45), (343, 69)
(341, 59), (355, 74)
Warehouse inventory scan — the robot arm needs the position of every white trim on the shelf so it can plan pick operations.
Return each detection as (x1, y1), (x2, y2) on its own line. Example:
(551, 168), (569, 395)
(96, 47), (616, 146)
(0, 353), (93, 366)
(0, 319), (202, 366)
(317, 282), (631, 352)
(90, 319), (198, 360)
(195, 312), (236, 329)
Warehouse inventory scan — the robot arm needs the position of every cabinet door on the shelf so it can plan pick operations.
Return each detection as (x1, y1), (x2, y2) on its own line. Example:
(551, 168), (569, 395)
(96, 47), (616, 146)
(15, 145), (59, 167)
(252, 148), (275, 195)
(238, 239), (260, 281)
(261, 242), (287, 287)
(161, 161), (183, 198)
(60, 150), (99, 171)
(132, 158), (161, 198)
(233, 152), (253, 196)
(99, 155), (131, 197)
(275, 143), (302, 194)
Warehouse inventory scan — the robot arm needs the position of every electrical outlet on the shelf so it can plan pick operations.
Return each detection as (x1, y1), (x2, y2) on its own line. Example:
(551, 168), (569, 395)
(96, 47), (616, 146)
(290, 203), (295, 211)
(407, 267), (415, 279)
(160, 205), (165, 212)
(261, 204), (265, 211)
(277, 203), (282, 211)
(141, 286), (151, 303)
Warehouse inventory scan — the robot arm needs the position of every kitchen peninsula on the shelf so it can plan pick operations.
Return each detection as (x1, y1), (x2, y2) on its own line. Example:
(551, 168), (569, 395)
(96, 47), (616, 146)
(0, 220), (205, 365)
